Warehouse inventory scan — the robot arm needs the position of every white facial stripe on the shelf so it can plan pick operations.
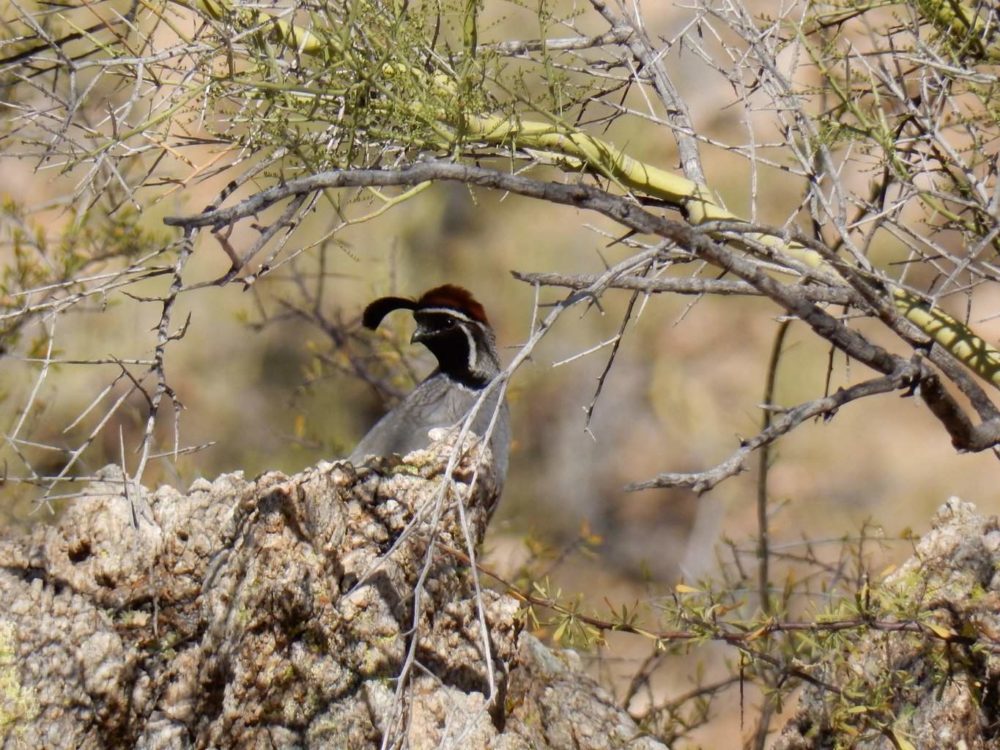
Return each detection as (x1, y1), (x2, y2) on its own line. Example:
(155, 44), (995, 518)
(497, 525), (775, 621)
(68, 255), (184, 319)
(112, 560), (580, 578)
(463, 325), (478, 372)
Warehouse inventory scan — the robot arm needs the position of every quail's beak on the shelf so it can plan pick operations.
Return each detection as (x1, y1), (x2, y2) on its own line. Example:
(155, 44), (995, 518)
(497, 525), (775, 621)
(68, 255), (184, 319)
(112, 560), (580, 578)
(410, 325), (430, 345)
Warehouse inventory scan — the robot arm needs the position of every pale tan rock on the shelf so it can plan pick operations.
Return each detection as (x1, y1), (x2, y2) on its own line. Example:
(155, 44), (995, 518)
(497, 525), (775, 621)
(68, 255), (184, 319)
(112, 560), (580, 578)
(0, 435), (663, 749)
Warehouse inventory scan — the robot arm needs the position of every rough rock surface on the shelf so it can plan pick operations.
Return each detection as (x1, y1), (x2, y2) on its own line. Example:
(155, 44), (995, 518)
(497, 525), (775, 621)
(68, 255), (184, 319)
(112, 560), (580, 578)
(0, 434), (665, 749)
(774, 498), (1000, 750)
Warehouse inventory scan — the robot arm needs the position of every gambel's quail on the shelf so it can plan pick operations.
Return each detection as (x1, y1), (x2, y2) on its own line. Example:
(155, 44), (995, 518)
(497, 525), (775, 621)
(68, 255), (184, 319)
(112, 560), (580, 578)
(349, 285), (510, 483)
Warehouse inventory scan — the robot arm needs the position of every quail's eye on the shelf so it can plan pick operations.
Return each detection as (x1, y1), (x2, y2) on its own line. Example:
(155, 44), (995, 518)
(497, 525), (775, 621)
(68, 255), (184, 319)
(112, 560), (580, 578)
(429, 315), (456, 331)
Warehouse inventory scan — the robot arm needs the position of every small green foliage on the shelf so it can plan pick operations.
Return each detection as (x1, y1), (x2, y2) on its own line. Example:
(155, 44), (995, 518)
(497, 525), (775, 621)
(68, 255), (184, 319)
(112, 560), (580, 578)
(795, 0), (1000, 255)
(506, 516), (995, 746)
(0, 198), (167, 351)
(183, 0), (606, 175)
(204, 0), (498, 170)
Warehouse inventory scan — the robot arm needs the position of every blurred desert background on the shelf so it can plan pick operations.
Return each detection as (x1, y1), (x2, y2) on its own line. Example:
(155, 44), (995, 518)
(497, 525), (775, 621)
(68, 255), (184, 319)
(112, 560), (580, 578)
(3, 0), (998, 745)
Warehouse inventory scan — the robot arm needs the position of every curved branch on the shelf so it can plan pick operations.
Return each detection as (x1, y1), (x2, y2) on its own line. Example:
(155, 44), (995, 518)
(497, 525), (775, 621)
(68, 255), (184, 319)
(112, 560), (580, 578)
(626, 370), (918, 493)
(165, 160), (999, 453)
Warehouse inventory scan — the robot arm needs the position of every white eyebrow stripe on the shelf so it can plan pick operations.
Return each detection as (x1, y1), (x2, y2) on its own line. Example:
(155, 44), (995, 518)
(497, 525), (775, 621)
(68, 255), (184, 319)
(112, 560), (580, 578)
(416, 307), (476, 324)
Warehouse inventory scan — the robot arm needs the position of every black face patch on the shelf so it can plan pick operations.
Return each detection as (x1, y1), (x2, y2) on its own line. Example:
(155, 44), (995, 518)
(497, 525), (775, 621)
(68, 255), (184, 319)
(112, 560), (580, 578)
(410, 309), (490, 387)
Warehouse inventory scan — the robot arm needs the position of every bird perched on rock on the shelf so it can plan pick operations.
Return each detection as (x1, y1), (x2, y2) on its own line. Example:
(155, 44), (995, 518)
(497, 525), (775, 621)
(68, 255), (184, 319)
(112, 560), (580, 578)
(349, 285), (510, 484)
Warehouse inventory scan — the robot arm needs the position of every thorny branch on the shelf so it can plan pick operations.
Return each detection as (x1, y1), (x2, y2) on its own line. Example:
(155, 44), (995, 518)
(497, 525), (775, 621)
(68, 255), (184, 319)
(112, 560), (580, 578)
(440, 541), (991, 683)
(511, 270), (859, 305)
(626, 369), (918, 493)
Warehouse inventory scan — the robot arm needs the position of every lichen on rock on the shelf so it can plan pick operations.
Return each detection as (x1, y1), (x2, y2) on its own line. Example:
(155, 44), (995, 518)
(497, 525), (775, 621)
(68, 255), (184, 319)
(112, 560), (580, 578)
(0, 434), (662, 749)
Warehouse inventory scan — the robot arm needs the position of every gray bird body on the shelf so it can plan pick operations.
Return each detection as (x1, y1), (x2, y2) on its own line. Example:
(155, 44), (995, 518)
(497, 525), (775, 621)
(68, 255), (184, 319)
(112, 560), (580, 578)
(348, 285), (510, 487)
(348, 371), (509, 481)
